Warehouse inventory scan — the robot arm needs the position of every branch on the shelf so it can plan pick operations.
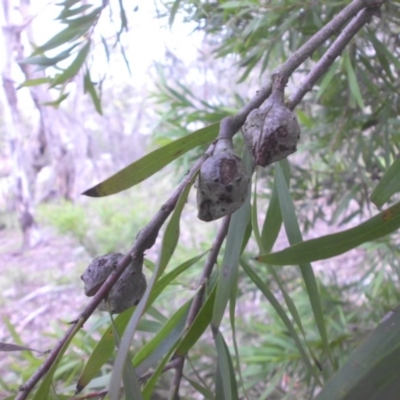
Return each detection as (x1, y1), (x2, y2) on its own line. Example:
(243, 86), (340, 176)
(169, 216), (231, 399)
(287, 7), (380, 110)
(16, 144), (216, 400)
(232, 0), (369, 127)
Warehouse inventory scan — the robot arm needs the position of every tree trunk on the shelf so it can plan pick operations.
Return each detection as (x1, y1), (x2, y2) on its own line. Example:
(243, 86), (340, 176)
(0, 11), (41, 247)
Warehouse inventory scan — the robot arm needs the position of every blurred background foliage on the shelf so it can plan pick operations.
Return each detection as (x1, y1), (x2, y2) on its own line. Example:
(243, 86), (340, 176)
(1, 0), (400, 399)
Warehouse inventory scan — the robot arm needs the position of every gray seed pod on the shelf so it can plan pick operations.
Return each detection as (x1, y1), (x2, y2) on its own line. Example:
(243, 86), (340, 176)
(197, 138), (250, 222)
(242, 84), (300, 167)
(81, 252), (146, 314)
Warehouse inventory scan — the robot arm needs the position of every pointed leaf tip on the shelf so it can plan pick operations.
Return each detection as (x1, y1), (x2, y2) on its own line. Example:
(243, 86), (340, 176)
(75, 383), (84, 394)
(82, 186), (100, 197)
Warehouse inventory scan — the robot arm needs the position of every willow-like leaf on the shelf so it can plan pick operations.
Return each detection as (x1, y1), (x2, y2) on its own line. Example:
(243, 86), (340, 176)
(83, 122), (219, 197)
(371, 157), (400, 208)
(211, 148), (252, 328)
(275, 162), (333, 368)
(315, 307), (400, 400)
(257, 200), (400, 266)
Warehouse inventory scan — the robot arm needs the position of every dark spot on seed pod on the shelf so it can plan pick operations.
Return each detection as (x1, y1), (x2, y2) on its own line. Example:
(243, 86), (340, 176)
(268, 137), (278, 149)
(201, 190), (205, 195)
(213, 178), (219, 183)
(225, 184), (233, 192)
(199, 200), (213, 221)
(291, 145), (297, 151)
(279, 145), (288, 152)
(219, 194), (233, 203)
(98, 259), (107, 267)
(221, 208), (226, 212)
(277, 126), (287, 137)
(220, 159), (237, 185)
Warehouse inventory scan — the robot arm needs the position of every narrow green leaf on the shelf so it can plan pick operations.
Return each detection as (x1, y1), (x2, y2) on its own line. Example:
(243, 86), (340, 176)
(82, 122), (219, 197)
(141, 340), (180, 400)
(109, 314), (143, 400)
(367, 30), (400, 72)
(56, 0), (81, 7)
(260, 162), (290, 253)
(3, 316), (37, 364)
(42, 92), (69, 107)
(259, 199), (400, 266)
(148, 253), (207, 306)
(345, 52), (365, 109)
(118, 0), (128, 32)
(0, 342), (44, 354)
(57, 4), (93, 19)
(77, 307), (135, 392)
(275, 162), (332, 368)
(371, 158), (400, 208)
(251, 171), (262, 249)
(240, 217), (253, 254)
(32, 324), (81, 400)
(64, 7), (102, 28)
(185, 376), (215, 399)
(315, 307), (400, 400)
(158, 177), (195, 279)
(17, 78), (51, 88)
(133, 300), (190, 374)
(214, 330), (239, 400)
(51, 40), (91, 87)
(169, 0), (182, 27)
(36, 22), (93, 53)
(84, 70), (103, 114)
(212, 148), (252, 328)
(176, 284), (217, 356)
(101, 35), (110, 62)
(316, 61), (340, 100)
(21, 43), (80, 67)
(241, 258), (321, 384)
(229, 272), (249, 400)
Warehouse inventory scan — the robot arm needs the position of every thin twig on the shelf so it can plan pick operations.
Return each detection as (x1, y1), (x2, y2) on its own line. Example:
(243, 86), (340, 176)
(139, 357), (182, 383)
(169, 216), (231, 399)
(231, 0), (369, 127)
(288, 7), (379, 110)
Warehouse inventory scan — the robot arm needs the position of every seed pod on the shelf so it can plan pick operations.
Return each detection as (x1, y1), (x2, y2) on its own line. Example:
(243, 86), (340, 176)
(196, 138), (250, 222)
(81, 253), (147, 314)
(242, 77), (300, 167)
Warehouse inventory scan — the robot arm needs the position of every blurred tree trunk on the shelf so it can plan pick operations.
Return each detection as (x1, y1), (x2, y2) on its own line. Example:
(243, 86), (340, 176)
(0, 0), (90, 246)
(0, 0), (40, 247)
(18, 0), (81, 201)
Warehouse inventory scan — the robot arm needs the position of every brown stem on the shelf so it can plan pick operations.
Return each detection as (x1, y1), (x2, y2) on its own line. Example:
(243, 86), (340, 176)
(287, 7), (379, 110)
(219, 0), (371, 138)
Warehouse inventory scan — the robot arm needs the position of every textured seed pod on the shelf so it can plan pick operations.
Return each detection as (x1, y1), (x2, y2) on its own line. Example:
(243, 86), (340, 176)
(81, 253), (147, 314)
(196, 138), (250, 222)
(242, 83), (300, 167)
